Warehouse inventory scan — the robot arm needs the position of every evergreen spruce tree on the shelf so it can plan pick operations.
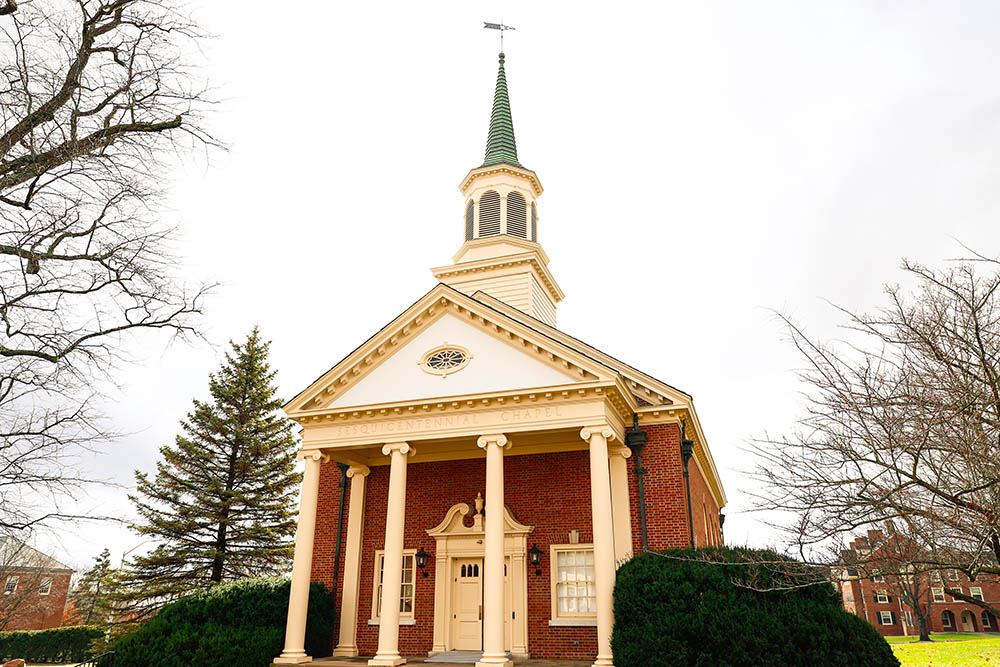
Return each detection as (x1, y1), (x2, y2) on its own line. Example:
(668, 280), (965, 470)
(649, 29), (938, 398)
(124, 328), (300, 605)
(67, 548), (115, 626)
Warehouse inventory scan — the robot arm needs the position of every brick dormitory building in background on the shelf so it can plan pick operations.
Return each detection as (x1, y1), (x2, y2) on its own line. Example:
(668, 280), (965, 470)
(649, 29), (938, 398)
(270, 52), (727, 667)
(0, 538), (73, 631)
(835, 528), (1000, 637)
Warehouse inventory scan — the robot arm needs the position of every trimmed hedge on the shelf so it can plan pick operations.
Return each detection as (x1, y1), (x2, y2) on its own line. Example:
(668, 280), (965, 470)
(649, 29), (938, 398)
(0, 625), (103, 662)
(112, 577), (335, 667)
(612, 547), (900, 667)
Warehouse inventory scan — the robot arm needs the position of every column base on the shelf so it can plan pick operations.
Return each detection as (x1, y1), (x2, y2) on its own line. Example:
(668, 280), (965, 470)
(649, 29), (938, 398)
(475, 655), (513, 667)
(272, 656), (312, 665)
(367, 655), (406, 666)
(331, 646), (359, 657)
(592, 657), (614, 667)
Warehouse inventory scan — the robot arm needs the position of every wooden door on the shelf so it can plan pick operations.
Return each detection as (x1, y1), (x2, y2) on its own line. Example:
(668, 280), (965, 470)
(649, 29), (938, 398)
(451, 558), (483, 650)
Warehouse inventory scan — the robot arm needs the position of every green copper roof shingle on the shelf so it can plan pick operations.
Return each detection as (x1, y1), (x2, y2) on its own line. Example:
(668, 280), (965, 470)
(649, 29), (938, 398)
(482, 53), (522, 169)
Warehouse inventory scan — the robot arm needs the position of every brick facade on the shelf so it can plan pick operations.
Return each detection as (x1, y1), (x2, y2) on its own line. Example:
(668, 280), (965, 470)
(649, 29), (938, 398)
(837, 529), (1000, 637)
(2, 569), (72, 631)
(310, 422), (722, 659)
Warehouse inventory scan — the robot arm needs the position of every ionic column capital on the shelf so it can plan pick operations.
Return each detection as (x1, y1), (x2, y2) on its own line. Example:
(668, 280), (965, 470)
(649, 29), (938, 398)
(347, 465), (371, 478)
(580, 425), (615, 443)
(297, 449), (330, 463)
(609, 444), (632, 460)
(381, 442), (415, 457)
(477, 434), (511, 450)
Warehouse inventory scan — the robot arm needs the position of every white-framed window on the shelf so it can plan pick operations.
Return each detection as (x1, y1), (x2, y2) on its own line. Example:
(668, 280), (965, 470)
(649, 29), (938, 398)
(876, 591), (889, 604)
(550, 544), (596, 621)
(38, 578), (51, 596)
(983, 611), (993, 629)
(942, 611), (953, 628)
(932, 587), (945, 603)
(931, 570), (942, 583)
(3, 576), (17, 595)
(951, 587), (963, 601)
(971, 587), (983, 601)
(947, 569), (960, 581)
(871, 572), (885, 583)
(878, 611), (894, 625)
(370, 550), (416, 620)
(904, 611), (914, 627)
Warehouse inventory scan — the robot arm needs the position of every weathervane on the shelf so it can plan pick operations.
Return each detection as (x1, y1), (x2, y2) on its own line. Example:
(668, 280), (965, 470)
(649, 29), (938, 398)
(484, 21), (515, 51)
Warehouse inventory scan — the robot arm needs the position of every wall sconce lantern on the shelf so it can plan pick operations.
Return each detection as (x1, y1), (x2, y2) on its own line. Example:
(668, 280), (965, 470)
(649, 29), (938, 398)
(528, 543), (543, 575)
(415, 546), (430, 577)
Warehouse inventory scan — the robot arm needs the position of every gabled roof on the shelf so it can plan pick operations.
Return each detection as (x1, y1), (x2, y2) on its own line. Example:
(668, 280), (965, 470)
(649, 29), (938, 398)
(0, 538), (72, 572)
(469, 291), (689, 406)
(284, 283), (620, 415)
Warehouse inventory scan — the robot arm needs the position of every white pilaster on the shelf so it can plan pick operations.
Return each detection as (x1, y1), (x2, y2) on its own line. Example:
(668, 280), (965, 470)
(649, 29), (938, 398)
(369, 442), (415, 667)
(476, 434), (513, 667)
(609, 446), (633, 564)
(333, 465), (370, 657)
(275, 450), (328, 664)
(582, 426), (617, 667)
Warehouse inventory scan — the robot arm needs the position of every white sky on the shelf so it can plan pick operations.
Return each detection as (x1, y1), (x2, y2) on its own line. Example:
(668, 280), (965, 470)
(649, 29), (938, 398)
(38, 1), (1000, 571)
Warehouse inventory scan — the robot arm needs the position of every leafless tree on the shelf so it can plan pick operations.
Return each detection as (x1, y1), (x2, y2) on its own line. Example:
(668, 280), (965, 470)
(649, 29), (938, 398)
(0, 0), (215, 537)
(750, 251), (1000, 620)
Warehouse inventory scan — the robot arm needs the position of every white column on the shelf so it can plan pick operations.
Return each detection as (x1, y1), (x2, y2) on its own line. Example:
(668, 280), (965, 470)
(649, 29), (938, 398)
(369, 442), (414, 667)
(476, 434), (513, 667)
(582, 426), (617, 667)
(275, 450), (328, 664)
(609, 446), (634, 564)
(333, 465), (370, 657)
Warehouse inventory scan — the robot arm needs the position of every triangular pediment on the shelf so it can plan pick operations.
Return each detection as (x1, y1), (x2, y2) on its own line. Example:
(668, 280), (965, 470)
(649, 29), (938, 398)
(285, 285), (614, 415)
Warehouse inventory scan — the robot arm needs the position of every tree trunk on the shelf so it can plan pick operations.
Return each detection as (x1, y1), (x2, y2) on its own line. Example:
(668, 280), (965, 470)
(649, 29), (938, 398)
(916, 610), (931, 642)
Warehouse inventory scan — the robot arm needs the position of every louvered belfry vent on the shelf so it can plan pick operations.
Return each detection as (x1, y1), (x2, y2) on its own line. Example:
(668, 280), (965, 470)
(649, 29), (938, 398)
(507, 192), (527, 239)
(478, 190), (501, 237)
(530, 202), (537, 242)
(465, 201), (474, 241)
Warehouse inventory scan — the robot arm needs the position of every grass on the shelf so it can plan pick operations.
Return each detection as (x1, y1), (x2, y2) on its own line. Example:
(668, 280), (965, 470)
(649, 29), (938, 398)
(886, 632), (985, 644)
(892, 635), (1000, 666)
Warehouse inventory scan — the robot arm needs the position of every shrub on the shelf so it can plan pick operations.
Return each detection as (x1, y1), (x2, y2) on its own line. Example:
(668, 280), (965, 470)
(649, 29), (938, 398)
(612, 547), (900, 667)
(112, 577), (334, 667)
(0, 625), (104, 662)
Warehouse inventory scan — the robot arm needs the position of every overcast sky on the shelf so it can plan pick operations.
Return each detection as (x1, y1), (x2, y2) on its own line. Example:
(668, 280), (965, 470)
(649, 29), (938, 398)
(38, 1), (1000, 571)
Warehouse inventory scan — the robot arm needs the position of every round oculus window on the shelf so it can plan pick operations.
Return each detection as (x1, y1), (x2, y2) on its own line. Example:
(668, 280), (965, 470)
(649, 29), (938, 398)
(420, 344), (472, 377)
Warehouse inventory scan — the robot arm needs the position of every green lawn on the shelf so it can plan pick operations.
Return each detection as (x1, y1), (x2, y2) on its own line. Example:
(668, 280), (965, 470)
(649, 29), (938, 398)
(886, 632), (986, 644)
(892, 635), (1000, 666)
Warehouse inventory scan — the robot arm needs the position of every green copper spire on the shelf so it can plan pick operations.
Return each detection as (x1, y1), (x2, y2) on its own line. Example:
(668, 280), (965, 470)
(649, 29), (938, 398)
(482, 52), (522, 168)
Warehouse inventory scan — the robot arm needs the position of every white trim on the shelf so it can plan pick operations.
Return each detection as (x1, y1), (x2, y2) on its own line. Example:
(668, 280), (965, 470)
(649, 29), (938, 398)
(371, 548), (417, 621)
(548, 618), (598, 627)
(39, 577), (52, 596)
(367, 618), (417, 626)
(549, 544), (597, 622)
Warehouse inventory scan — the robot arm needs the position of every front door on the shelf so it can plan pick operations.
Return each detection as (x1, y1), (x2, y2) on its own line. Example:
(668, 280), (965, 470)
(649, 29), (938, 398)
(451, 558), (482, 650)
(962, 610), (976, 632)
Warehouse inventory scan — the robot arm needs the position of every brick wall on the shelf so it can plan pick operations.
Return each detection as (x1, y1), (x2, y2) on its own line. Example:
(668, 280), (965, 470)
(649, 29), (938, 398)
(3, 570), (72, 631)
(309, 424), (721, 659)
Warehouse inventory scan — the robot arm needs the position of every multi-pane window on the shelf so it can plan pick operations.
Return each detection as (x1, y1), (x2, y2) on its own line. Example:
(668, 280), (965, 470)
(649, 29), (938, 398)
(971, 587), (984, 601)
(875, 591), (889, 604)
(870, 573), (885, 583)
(878, 611), (894, 625)
(947, 569), (960, 581)
(3, 577), (17, 595)
(904, 611), (914, 627)
(552, 547), (596, 618)
(942, 611), (953, 627)
(372, 551), (415, 619)
(39, 578), (52, 596)
(932, 587), (945, 603)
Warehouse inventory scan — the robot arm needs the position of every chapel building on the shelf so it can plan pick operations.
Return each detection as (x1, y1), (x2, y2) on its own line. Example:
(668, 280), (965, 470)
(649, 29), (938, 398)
(273, 53), (727, 667)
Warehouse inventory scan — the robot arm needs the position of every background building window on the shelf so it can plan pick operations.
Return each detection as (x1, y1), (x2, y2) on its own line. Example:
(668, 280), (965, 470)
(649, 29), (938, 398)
(904, 611), (914, 626)
(550, 545), (596, 619)
(875, 591), (889, 604)
(932, 587), (945, 603)
(371, 550), (415, 619)
(971, 587), (984, 601)
(870, 573), (885, 583)
(39, 578), (51, 595)
(942, 611), (953, 627)
(3, 576), (17, 595)
(878, 611), (894, 625)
